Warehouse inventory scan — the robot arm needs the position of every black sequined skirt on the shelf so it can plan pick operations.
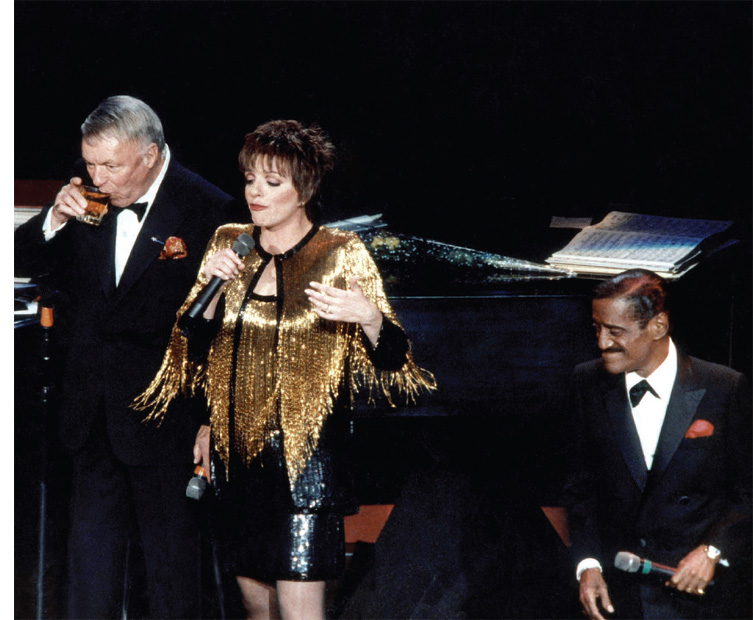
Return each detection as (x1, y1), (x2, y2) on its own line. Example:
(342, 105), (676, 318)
(214, 435), (345, 582)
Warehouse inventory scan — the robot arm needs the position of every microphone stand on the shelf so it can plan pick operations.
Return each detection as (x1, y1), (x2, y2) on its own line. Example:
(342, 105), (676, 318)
(35, 303), (55, 620)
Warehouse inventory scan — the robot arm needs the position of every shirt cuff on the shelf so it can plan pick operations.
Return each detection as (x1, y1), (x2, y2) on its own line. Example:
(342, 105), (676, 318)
(42, 208), (65, 240)
(707, 545), (730, 567)
(576, 558), (603, 581)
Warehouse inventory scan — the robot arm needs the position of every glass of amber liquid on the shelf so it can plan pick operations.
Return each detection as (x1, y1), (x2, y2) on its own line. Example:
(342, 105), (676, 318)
(76, 185), (110, 225)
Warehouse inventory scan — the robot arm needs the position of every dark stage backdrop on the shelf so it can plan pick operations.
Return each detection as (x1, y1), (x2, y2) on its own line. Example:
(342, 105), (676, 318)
(15, 1), (752, 263)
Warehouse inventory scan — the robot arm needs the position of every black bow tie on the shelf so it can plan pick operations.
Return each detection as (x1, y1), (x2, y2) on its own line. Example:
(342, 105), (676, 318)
(112, 202), (148, 222)
(629, 379), (658, 407)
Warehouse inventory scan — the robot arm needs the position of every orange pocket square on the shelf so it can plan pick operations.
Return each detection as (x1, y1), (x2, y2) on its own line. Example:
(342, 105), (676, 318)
(684, 419), (714, 439)
(159, 236), (188, 260)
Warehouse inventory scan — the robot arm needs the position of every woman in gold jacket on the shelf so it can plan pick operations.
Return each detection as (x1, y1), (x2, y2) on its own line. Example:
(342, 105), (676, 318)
(135, 120), (435, 619)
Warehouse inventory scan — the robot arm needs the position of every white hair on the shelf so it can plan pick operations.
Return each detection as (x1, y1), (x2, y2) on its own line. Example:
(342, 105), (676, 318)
(81, 95), (165, 151)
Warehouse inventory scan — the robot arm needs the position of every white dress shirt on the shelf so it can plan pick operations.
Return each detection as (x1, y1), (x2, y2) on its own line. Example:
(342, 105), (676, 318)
(625, 338), (678, 470)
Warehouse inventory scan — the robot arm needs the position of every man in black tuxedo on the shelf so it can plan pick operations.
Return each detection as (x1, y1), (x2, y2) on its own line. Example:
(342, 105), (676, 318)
(15, 95), (245, 618)
(564, 269), (751, 620)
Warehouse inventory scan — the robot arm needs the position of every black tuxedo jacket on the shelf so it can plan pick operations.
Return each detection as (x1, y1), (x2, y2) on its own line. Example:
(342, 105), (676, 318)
(15, 160), (247, 465)
(564, 352), (751, 617)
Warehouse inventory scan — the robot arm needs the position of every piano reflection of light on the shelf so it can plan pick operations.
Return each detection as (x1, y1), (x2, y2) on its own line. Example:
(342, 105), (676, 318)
(326, 214), (575, 298)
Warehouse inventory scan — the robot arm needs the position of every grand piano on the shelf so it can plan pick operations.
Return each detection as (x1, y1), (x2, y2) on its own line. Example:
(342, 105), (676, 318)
(15, 213), (749, 618)
(333, 217), (749, 503)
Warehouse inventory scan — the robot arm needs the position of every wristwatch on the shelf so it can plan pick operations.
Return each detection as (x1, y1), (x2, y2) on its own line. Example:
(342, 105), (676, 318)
(705, 545), (722, 562)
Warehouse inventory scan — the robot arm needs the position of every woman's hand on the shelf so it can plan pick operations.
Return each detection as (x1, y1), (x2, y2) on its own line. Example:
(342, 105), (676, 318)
(203, 248), (245, 282)
(199, 249), (245, 319)
(305, 276), (383, 346)
(193, 424), (211, 470)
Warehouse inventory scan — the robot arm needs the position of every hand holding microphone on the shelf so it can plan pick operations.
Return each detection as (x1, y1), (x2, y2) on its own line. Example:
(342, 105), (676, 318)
(186, 425), (212, 501)
(615, 549), (717, 596)
(615, 551), (676, 579)
(186, 465), (208, 500)
(178, 232), (255, 336)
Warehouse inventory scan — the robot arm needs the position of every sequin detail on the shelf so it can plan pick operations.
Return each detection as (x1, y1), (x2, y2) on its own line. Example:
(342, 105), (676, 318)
(133, 224), (436, 485)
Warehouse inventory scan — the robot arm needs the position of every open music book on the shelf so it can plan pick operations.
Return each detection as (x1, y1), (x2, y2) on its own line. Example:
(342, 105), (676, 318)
(546, 211), (733, 279)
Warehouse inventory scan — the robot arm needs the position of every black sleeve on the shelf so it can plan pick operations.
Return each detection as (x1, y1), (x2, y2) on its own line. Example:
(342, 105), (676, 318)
(186, 296), (225, 363)
(561, 367), (604, 569)
(184, 314), (222, 427)
(14, 205), (59, 279)
(362, 316), (410, 371)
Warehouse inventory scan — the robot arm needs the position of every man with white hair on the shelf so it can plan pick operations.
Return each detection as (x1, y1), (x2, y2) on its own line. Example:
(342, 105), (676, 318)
(15, 95), (245, 618)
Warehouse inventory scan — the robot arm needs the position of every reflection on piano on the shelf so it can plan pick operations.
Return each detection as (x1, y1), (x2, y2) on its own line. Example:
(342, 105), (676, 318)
(328, 214), (575, 296)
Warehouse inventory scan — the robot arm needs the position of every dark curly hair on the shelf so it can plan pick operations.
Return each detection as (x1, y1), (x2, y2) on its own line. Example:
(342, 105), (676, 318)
(238, 120), (335, 222)
(593, 268), (669, 328)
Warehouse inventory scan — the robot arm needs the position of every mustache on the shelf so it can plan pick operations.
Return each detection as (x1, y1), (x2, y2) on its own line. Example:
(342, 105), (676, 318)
(602, 347), (625, 354)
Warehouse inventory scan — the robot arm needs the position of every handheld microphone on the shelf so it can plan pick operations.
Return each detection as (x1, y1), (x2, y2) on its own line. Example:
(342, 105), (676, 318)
(186, 465), (208, 500)
(178, 232), (255, 336)
(614, 551), (676, 579)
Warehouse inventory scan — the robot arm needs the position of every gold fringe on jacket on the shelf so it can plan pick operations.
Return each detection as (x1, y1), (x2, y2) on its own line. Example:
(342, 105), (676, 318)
(133, 224), (436, 485)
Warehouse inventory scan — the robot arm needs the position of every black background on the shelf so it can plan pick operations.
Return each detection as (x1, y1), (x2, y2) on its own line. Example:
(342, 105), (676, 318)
(15, 1), (752, 264)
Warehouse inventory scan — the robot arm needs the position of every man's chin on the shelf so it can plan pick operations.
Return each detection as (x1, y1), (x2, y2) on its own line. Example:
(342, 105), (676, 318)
(601, 355), (626, 375)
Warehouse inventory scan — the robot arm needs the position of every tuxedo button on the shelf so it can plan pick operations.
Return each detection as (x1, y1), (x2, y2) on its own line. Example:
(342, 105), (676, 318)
(678, 495), (691, 505)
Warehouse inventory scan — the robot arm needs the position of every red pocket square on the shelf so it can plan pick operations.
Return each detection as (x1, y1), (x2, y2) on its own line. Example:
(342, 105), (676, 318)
(684, 419), (714, 439)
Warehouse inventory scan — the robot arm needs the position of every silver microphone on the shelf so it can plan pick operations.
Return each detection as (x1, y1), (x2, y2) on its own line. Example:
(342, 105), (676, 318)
(186, 466), (208, 500)
(614, 551), (676, 579)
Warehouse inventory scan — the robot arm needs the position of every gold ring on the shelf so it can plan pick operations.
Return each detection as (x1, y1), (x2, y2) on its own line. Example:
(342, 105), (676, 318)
(698, 589), (705, 595)
(326, 304), (331, 313)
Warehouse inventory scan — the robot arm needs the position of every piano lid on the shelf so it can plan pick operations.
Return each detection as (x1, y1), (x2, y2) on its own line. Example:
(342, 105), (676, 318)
(326, 214), (575, 296)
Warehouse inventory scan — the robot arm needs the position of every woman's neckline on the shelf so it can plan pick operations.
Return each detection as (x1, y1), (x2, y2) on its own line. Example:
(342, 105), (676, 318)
(253, 224), (320, 260)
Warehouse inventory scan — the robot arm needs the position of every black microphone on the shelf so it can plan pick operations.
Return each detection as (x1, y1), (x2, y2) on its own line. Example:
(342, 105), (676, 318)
(178, 232), (255, 336)
(614, 551), (676, 579)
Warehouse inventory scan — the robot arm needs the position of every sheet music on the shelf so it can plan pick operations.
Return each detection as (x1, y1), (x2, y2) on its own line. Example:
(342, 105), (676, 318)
(547, 211), (732, 272)
(550, 229), (704, 269)
(593, 211), (731, 238)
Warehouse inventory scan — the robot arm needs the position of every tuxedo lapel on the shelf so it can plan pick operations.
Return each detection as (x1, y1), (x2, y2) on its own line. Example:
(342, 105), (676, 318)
(648, 356), (704, 482)
(605, 373), (648, 491)
(113, 168), (185, 304)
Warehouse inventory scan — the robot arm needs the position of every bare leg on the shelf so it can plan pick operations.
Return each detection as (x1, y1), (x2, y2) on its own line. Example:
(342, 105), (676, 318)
(236, 576), (280, 620)
(277, 580), (326, 620)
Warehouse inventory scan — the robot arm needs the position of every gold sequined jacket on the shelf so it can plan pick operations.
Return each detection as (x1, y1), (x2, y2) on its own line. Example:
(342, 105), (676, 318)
(134, 223), (435, 511)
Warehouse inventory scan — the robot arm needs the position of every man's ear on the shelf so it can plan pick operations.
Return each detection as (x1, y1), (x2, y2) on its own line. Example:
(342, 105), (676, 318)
(649, 311), (669, 340)
(143, 143), (160, 169)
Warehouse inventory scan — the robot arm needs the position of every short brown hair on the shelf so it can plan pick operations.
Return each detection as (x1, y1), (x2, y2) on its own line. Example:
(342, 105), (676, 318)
(238, 120), (335, 221)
